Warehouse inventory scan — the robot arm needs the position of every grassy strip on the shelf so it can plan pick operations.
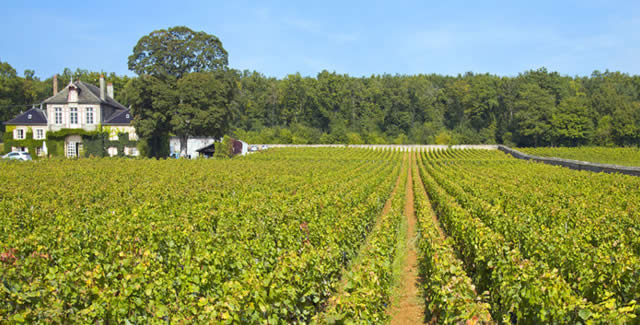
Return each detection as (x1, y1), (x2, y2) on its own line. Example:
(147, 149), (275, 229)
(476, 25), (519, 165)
(412, 155), (493, 324)
(315, 154), (408, 323)
(388, 180), (409, 310)
(520, 146), (640, 167)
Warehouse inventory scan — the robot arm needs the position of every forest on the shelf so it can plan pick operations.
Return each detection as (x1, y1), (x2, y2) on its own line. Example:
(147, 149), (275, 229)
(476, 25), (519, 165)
(1, 28), (640, 150)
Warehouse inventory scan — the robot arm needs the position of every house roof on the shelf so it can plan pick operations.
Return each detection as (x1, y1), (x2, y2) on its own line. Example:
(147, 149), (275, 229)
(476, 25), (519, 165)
(103, 109), (134, 125)
(43, 80), (128, 111)
(3, 107), (48, 125)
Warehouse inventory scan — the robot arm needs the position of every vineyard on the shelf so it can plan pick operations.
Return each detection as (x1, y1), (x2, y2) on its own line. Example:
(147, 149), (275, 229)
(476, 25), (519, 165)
(1, 147), (639, 323)
(520, 146), (640, 166)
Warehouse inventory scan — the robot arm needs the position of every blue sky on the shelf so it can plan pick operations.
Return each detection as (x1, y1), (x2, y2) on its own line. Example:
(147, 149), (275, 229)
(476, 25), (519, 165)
(1, 0), (639, 79)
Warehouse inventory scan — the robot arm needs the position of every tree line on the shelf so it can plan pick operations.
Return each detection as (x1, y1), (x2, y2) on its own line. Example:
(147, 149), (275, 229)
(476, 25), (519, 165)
(2, 26), (640, 156)
(229, 68), (640, 147)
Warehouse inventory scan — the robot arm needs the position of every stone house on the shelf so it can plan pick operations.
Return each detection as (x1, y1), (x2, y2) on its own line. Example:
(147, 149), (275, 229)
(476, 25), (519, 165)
(3, 75), (138, 157)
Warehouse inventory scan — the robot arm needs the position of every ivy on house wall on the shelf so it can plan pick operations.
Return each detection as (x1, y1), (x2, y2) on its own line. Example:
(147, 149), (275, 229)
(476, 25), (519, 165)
(2, 126), (138, 158)
(45, 128), (98, 157)
(2, 126), (45, 158)
(82, 131), (138, 158)
(83, 133), (107, 157)
(110, 133), (137, 157)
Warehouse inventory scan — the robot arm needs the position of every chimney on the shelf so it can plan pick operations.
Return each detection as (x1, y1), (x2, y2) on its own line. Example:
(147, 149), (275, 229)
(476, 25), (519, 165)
(53, 74), (58, 96)
(99, 74), (105, 100)
(107, 82), (114, 99)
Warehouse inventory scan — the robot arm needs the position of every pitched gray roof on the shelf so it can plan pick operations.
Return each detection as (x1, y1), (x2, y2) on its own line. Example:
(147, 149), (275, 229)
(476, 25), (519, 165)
(103, 109), (134, 125)
(43, 80), (128, 111)
(3, 107), (48, 125)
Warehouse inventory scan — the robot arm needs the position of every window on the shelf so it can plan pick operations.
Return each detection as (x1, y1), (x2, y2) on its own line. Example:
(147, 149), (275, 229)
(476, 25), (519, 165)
(15, 129), (24, 140)
(55, 107), (62, 124)
(86, 107), (94, 124)
(36, 147), (43, 157)
(67, 142), (76, 158)
(35, 129), (44, 140)
(70, 107), (78, 124)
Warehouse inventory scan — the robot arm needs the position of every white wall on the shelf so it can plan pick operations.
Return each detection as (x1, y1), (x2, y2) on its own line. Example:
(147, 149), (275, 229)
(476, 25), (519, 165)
(169, 136), (219, 159)
(46, 103), (102, 131)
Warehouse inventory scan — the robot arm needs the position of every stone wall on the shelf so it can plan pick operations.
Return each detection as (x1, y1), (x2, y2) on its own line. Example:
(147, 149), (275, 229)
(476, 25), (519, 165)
(498, 145), (640, 177)
(250, 144), (499, 152)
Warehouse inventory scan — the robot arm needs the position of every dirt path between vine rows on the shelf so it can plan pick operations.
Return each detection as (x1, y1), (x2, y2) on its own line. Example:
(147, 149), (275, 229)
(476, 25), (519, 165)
(389, 152), (425, 324)
(323, 153), (407, 312)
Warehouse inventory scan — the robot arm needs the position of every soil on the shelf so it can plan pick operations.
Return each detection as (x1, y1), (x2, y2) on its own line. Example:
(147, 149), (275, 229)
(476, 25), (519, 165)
(389, 152), (425, 324)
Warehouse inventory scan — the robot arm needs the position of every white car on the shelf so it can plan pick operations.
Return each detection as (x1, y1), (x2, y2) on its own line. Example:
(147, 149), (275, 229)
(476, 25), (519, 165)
(2, 151), (32, 161)
(250, 145), (259, 152)
(261, 145), (268, 150)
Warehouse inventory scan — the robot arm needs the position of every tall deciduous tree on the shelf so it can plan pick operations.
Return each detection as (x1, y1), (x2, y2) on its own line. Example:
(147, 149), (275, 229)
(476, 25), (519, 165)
(124, 75), (177, 157)
(551, 81), (594, 146)
(127, 26), (231, 156)
(173, 71), (236, 156)
(128, 26), (228, 79)
(514, 83), (555, 146)
(0, 61), (25, 135)
(552, 97), (593, 146)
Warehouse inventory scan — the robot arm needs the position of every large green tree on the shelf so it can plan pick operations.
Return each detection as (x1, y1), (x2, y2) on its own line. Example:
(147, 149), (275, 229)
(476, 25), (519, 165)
(514, 83), (555, 146)
(0, 61), (25, 135)
(552, 98), (593, 146)
(173, 71), (237, 156)
(124, 75), (176, 157)
(127, 26), (231, 157)
(128, 26), (228, 79)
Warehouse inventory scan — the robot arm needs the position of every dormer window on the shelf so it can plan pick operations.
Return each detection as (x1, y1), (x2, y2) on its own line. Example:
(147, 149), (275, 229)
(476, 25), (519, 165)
(27, 114), (32, 120)
(126, 113), (130, 119)
(68, 85), (78, 102)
